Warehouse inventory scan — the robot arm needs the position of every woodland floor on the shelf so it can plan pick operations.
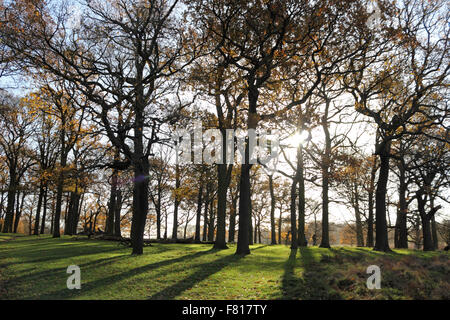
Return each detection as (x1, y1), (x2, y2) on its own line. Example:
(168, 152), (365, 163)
(0, 233), (449, 300)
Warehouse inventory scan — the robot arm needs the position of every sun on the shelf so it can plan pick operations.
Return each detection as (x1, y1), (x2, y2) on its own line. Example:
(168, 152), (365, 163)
(288, 130), (309, 147)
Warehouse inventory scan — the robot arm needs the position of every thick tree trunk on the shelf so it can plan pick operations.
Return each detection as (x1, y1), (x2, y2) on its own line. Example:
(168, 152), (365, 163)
(374, 141), (391, 252)
(395, 162), (408, 248)
(430, 197), (438, 250)
(236, 163), (251, 255)
(320, 165), (330, 248)
(130, 158), (150, 255)
(236, 85), (258, 255)
(2, 172), (17, 233)
(269, 175), (276, 244)
(431, 215), (438, 250)
(214, 163), (229, 249)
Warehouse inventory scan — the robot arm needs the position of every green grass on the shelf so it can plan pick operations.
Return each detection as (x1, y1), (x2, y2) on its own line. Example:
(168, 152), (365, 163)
(0, 234), (448, 300)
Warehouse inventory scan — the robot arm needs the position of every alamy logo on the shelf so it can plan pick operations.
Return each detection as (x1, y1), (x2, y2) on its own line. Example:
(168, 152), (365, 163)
(67, 265), (81, 290)
(366, 1), (382, 28)
(366, 265), (381, 289)
(172, 121), (280, 173)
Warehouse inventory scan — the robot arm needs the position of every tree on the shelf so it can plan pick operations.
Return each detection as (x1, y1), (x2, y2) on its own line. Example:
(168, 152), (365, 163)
(0, 91), (34, 233)
(2, 0), (201, 253)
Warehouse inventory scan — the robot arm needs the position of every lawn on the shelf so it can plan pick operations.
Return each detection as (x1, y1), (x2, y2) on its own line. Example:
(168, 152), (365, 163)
(0, 234), (448, 300)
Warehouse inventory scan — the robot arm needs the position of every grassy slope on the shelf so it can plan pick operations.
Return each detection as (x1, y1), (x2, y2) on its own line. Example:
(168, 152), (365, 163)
(0, 234), (448, 300)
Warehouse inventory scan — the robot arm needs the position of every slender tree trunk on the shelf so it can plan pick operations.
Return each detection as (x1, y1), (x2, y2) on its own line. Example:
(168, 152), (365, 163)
(208, 199), (215, 242)
(194, 183), (203, 243)
(354, 185), (364, 247)
(278, 204), (282, 245)
(202, 187), (209, 242)
(249, 190), (253, 246)
(106, 169), (118, 236)
(33, 182), (44, 235)
(228, 194), (237, 243)
(172, 163), (180, 239)
(290, 175), (298, 250)
(2, 171), (17, 233)
(40, 186), (48, 234)
(297, 144), (307, 247)
(367, 157), (377, 247)
(269, 175), (276, 244)
(114, 189), (122, 237)
(155, 178), (162, 240)
(374, 141), (391, 252)
(13, 191), (25, 233)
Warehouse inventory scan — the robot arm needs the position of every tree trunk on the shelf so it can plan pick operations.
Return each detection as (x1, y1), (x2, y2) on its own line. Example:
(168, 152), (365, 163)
(269, 175), (276, 244)
(228, 194), (237, 243)
(297, 144), (307, 247)
(278, 204), (282, 245)
(172, 163), (180, 239)
(156, 183), (162, 240)
(40, 187), (48, 234)
(214, 163), (229, 249)
(13, 191), (25, 233)
(236, 163), (251, 255)
(236, 85), (258, 255)
(202, 188), (209, 242)
(367, 157), (376, 247)
(430, 197), (438, 250)
(194, 183), (203, 243)
(2, 171), (17, 233)
(395, 162), (408, 248)
(374, 141), (391, 252)
(354, 185), (364, 247)
(33, 182), (44, 235)
(208, 199), (215, 242)
(105, 169), (118, 236)
(114, 189), (122, 237)
(289, 175), (298, 250)
(130, 158), (150, 255)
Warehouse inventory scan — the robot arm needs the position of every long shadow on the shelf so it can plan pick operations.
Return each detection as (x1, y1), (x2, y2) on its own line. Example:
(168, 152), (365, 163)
(280, 247), (343, 300)
(0, 244), (128, 267)
(280, 249), (298, 299)
(149, 250), (244, 300)
(28, 248), (217, 299)
(8, 254), (130, 285)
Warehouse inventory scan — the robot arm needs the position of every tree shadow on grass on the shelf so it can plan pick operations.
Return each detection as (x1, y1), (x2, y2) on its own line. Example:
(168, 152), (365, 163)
(148, 249), (246, 300)
(26, 248), (217, 299)
(280, 247), (342, 300)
